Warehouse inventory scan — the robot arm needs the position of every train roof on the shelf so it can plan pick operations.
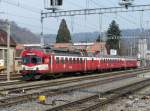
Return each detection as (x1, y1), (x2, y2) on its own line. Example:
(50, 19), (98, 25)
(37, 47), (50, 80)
(44, 46), (85, 56)
(21, 46), (137, 60)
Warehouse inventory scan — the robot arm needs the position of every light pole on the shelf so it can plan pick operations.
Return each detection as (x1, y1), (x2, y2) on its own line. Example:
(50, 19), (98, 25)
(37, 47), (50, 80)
(6, 21), (10, 81)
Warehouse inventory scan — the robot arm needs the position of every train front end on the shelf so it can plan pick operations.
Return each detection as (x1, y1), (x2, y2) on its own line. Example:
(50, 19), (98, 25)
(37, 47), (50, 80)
(20, 49), (49, 80)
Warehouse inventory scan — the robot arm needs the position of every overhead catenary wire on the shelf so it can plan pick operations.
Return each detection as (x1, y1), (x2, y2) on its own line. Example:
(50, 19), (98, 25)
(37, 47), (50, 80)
(5, 12), (40, 21)
(2, 0), (41, 14)
(65, 0), (83, 9)
(0, 0), (56, 34)
(61, 0), (100, 32)
(91, 0), (105, 8)
(92, 0), (139, 27)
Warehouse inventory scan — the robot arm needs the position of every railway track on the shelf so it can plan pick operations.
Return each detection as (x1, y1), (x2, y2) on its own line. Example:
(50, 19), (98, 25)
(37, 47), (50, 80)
(46, 78), (150, 111)
(0, 68), (148, 94)
(0, 68), (149, 108)
(0, 73), (21, 81)
(0, 68), (147, 88)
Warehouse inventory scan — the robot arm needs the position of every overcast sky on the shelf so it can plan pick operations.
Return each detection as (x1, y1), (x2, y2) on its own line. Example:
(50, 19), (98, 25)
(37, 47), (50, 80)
(0, 0), (150, 34)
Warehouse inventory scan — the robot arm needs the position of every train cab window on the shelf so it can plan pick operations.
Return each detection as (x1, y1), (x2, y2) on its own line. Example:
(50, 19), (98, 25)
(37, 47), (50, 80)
(56, 57), (59, 64)
(80, 58), (82, 63)
(61, 57), (65, 64)
(30, 56), (42, 64)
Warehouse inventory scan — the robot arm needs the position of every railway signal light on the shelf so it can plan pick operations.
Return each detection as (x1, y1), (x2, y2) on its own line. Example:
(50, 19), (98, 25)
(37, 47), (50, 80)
(44, 0), (63, 12)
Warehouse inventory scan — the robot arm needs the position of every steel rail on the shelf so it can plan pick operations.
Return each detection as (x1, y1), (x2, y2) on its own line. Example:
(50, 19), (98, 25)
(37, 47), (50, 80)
(0, 68), (147, 93)
(0, 69), (149, 108)
(46, 78), (150, 111)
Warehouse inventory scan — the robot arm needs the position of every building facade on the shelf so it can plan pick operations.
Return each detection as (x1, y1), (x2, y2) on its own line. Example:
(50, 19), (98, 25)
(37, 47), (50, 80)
(53, 42), (107, 55)
(0, 29), (16, 72)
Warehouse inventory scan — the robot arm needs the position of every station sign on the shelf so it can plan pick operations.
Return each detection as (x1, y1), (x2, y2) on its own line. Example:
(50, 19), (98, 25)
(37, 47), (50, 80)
(110, 49), (117, 56)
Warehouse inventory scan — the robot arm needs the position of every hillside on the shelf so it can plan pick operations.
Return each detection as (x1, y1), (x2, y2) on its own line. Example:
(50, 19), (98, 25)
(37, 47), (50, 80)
(0, 20), (40, 44)
(1, 20), (149, 47)
(43, 29), (150, 43)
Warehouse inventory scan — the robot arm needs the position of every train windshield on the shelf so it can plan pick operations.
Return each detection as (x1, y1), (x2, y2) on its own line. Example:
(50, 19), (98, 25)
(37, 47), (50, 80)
(22, 56), (42, 64)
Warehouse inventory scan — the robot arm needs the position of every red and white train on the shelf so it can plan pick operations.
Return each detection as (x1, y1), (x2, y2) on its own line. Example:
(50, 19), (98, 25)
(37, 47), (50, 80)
(20, 47), (138, 80)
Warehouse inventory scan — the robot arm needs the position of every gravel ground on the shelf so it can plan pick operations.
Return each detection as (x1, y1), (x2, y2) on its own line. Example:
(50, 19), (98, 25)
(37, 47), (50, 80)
(1, 72), (150, 111)
(99, 73), (150, 111)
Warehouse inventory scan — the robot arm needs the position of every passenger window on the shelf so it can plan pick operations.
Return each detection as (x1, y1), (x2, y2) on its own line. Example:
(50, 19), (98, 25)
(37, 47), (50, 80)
(69, 58), (72, 64)
(92, 58), (94, 62)
(73, 58), (76, 63)
(56, 57), (59, 64)
(77, 58), (79, 63)
(61, 57), (64, 64)
(49, 57), (51, 64)
(80, 58), (82, 63)
(65, 58), (68, 63)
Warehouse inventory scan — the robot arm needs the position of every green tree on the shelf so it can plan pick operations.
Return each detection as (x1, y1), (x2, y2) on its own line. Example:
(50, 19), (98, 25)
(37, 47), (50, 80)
(56, 19), (72, 43)
(106, 20), (121, 55)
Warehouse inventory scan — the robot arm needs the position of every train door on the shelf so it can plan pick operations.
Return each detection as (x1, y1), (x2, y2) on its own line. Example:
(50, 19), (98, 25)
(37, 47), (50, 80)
(87, 57), (91, 71)
(98, 58), (101, 70)
(53, 56), (62, 73)
(84, 58), (87, 72)
(65, 57), (69, 72)
(91, 58), (95, 71)
(49, 54), (54, 73)
(123, 58), (126, 69)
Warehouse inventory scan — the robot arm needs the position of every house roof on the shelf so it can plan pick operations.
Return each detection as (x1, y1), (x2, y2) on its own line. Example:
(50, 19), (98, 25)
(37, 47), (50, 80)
(0, 29), (16, 47)
(53, 43), (73, 49)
